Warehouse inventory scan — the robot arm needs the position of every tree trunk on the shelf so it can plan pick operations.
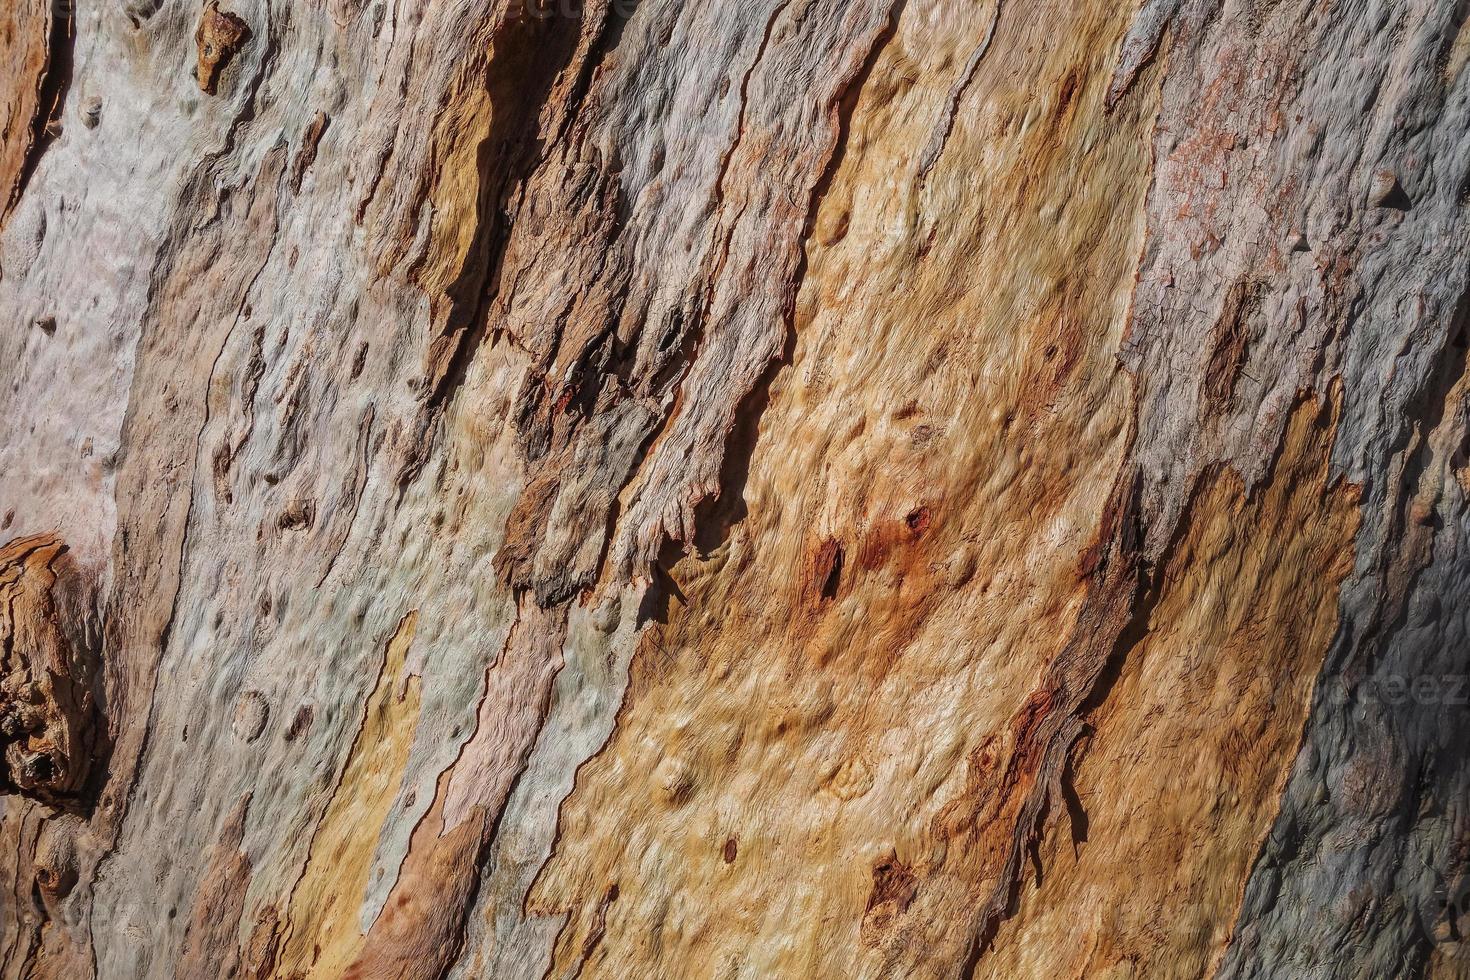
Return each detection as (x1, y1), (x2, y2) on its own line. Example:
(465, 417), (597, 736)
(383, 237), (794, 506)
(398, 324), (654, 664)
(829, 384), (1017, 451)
(1, 0), (1468, 976)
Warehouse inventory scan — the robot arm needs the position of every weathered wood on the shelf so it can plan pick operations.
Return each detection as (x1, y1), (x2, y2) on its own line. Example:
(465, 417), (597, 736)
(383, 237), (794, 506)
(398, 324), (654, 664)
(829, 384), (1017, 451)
(0, 0), (1467, 977)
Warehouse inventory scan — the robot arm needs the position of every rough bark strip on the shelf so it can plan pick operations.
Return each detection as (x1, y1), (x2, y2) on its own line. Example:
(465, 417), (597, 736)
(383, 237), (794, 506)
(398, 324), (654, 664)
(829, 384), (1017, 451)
(0, 0), (70, 228)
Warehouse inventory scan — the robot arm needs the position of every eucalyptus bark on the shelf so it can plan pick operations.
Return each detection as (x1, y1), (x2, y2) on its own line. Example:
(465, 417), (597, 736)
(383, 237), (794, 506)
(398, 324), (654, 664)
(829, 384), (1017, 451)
(1, 0), (1469, 977)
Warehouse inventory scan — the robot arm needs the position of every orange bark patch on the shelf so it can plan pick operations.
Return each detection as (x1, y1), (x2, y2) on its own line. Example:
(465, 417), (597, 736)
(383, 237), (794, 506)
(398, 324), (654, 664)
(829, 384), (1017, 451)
(974, 393), (1361, 978)
(194, 1), (250, 96)
(528, 0), (1165, 975)
(0, 0), (64, 226)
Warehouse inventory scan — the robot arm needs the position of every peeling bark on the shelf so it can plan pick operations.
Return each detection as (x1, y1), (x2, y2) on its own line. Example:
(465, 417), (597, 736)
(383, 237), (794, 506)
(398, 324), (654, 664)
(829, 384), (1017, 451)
(1, 0), (1468, 977)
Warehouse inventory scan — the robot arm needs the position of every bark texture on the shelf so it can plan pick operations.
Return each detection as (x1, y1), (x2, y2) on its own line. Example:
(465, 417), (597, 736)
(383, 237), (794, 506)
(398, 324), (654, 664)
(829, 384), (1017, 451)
(1, 0), (1469, 977)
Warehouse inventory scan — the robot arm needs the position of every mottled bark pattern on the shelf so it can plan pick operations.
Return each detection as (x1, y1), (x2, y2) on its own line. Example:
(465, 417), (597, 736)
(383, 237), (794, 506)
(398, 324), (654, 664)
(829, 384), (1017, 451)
(0, 0), (1468, 977)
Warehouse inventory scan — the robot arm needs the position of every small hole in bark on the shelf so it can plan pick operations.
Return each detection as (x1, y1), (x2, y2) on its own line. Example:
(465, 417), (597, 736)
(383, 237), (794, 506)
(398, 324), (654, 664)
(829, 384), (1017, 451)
(284, 704), (314, 741)
(905, 507), (931, 536)
(26, 754), (55, 782)
(818, 541), (844, 602)
(866, 858), (918, 916)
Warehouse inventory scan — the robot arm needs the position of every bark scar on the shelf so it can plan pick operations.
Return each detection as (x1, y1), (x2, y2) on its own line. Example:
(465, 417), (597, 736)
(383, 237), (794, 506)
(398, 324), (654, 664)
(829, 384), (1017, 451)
(195, 1), (251, 95)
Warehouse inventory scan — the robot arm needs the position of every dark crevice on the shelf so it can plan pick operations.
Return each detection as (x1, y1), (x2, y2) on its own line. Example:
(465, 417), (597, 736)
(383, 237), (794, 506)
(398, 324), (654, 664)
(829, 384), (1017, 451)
(819, 541), (844, 601)
(435, 0), (643, 417)
(546, 0), (644, 156)
(424, 15), (590, 412)
(505, 0), (909, 605)
(962, 457), (1217, 975)
(688, 317), (792, 558)
(1059, 734), (1091, 851)
(689, 0), (907, 562)
(399, 4), (624, 489)
(635, 539), (690, 627)
(8, 0), (75, 218)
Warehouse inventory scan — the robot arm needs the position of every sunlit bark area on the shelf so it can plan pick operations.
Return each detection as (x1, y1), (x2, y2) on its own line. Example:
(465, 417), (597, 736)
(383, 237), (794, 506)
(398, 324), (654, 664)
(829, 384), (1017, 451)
(1, 0), (1469, 977)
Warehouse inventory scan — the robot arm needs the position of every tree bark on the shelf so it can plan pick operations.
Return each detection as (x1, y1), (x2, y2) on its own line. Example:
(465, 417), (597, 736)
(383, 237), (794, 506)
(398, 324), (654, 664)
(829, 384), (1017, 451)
(1, 0), (1468, 977)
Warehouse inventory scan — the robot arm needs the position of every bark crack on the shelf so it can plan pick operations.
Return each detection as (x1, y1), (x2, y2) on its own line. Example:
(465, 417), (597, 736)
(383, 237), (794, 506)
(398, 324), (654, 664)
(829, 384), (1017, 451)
(917, 0), (1003, 182)
(5, 0), (73, 223)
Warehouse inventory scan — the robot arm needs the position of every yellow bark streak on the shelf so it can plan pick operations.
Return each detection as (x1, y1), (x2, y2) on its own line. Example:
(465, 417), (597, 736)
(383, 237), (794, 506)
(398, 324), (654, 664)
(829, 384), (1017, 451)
(977, 395), (1360, 979)
(274, 611), (423, 979)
